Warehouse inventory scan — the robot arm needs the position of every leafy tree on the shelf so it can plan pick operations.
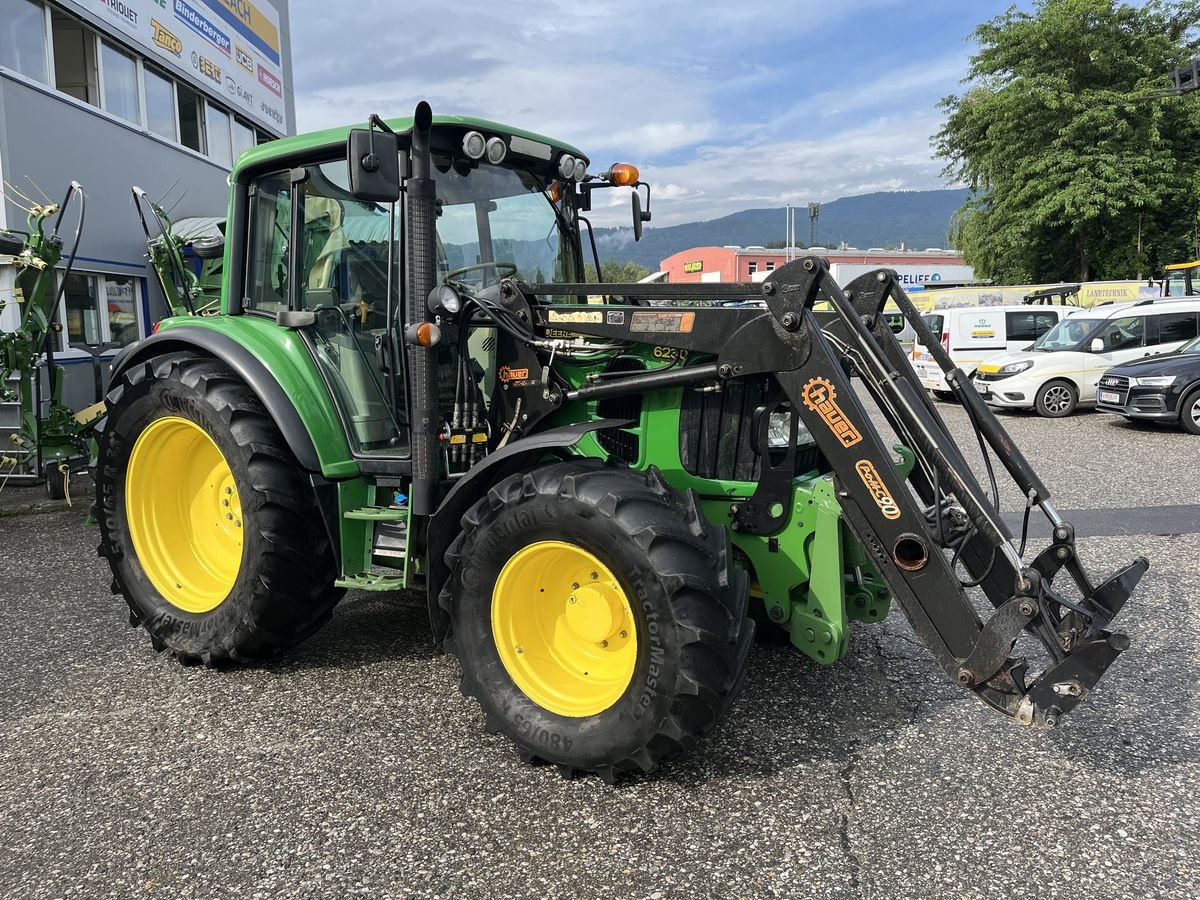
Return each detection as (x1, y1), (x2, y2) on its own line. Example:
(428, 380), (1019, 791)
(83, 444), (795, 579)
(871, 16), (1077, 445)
(936, 0), (1200, 282)
(583, 260), (653, 283)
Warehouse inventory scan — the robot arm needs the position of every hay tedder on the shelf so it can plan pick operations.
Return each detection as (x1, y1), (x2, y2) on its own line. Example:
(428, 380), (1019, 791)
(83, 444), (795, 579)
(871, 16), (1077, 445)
(96, 104), (1146, 781)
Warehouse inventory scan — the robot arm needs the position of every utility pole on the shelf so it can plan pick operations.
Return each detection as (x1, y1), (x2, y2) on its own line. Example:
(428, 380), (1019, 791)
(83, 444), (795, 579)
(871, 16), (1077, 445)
(808, 202), (821, 247)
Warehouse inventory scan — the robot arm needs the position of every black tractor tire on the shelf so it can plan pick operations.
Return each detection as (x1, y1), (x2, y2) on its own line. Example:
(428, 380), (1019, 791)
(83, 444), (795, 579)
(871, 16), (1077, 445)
(1034, 379), (1078, 418)
(44, 462), (68, 500)
(1180, 387), (1200, 435)
(441, 459), (753, 782)
(94, 353), (342, 666)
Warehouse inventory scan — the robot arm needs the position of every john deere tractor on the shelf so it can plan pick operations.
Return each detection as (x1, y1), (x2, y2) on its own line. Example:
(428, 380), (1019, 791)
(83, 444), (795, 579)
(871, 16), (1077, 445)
(96, 103), (1146, 781)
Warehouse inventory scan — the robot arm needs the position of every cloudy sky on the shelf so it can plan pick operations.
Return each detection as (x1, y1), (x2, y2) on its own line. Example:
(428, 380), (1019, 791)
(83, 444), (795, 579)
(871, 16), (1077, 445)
(288, 0), (1030, 227)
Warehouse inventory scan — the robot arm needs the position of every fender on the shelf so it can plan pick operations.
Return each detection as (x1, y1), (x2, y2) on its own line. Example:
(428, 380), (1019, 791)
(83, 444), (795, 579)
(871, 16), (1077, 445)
(108, 326), (325, 473)
(425, 418), (629, 643)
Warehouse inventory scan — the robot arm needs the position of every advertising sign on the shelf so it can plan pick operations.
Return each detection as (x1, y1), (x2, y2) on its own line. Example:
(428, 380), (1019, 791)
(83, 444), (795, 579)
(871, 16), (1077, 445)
(63, 0), (287, 133)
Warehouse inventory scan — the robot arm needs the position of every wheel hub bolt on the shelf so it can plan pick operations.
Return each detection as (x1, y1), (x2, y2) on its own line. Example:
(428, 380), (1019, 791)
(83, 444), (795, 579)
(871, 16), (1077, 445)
(226, 513), (233, 520)
(600, 640), (608, 648)
(619, 630), (628, 639)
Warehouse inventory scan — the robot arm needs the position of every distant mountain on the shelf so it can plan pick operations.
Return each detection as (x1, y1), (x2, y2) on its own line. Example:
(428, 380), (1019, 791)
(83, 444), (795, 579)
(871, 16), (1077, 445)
(592, 189), (970, 271)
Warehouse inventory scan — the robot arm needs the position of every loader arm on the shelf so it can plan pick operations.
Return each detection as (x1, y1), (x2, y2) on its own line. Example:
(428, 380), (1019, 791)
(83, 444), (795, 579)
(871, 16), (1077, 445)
(512, 257), (1144, 727)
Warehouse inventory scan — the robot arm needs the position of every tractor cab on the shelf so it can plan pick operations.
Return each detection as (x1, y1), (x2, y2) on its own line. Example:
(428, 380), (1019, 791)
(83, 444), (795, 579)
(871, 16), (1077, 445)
(1163, 260), (1200, 297)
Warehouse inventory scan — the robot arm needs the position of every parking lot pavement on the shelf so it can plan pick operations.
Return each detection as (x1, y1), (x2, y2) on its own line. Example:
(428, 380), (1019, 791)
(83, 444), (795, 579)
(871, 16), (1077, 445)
(0, 404), (1197, 899)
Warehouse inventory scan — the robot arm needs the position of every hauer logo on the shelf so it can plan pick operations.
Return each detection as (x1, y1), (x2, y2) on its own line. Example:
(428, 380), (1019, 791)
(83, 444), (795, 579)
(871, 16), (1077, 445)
(151, 18), (182, 55)
(234, 45), (254, 73)
(257, 64), (281, 97)
(800, 377), (863, 448)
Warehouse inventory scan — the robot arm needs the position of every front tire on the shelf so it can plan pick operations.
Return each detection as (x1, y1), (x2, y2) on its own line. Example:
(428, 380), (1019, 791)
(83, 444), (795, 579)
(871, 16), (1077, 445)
(95, 353), (342, 665)
(1035, 379), (1078, 418)
(441, 460), (753, 781)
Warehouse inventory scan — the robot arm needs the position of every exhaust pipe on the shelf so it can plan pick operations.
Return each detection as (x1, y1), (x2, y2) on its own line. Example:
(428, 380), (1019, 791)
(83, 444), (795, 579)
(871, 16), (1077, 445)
(406, 101), (439, 515)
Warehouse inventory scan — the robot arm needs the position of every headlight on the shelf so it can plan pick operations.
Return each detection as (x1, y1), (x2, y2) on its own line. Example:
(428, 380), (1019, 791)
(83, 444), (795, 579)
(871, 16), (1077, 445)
(1133, 375), (1177, 387)
(557, 154), (576, 179)
(999, 360), (1034, 375)
(485, 137), (507, 164)
(572, 158), (586, 182)
(462, 131), (486, 160)
(427, 284), (461, 315)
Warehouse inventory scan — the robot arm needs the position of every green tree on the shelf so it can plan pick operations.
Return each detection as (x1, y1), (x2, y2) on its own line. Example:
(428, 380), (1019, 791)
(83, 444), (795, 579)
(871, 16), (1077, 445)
(583, 260), (653, 283)
(936, 0), (1200, 282)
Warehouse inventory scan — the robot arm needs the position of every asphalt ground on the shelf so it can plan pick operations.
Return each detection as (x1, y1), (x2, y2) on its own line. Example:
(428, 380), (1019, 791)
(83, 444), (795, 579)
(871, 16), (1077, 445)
(1, 399), (1198, 899)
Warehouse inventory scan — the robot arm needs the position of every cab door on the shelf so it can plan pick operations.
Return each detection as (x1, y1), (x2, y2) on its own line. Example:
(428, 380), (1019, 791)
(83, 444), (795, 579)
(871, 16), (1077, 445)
(243, 162), (408, 459)
(1082, 314), (1146, 400)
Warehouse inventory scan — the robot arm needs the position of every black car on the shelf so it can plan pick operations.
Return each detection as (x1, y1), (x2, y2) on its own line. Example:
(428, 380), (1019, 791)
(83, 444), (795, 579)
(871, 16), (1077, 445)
(1096, 335), (1200, 434)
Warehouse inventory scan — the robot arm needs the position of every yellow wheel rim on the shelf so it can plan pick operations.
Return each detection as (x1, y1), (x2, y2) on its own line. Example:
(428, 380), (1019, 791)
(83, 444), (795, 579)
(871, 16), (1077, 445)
(125, 416), (244, 613)
(492, 540), (638, 717)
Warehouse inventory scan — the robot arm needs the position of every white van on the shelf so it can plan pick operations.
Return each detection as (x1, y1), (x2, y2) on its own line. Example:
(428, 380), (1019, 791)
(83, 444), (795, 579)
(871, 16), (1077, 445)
(972, 299), (1200, 416)
(911, 305), (1070, 395)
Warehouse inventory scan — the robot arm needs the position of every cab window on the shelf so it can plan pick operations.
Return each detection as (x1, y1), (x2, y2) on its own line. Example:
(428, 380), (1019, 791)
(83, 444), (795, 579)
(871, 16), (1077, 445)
(244, 170), (291, 312)
(1157, 311), (1198, 344)
(1005, 310), (1058, 343)
(1096, 316), (1145, 351)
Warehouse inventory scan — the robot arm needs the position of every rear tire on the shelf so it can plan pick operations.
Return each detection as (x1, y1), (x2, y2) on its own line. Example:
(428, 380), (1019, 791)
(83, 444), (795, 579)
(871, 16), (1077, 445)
(1035, 379), (1078, 418)
(441, 459), (753, 781)
(94, 353), (341, 665)
(1180, 387), (1200, 435)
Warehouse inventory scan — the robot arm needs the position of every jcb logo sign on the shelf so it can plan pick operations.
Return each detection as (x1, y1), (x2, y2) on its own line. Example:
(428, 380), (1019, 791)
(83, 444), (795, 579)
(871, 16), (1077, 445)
(801, 377), (862, 448)
(235, 45), (254, 73)
(855, 460), (901, 520)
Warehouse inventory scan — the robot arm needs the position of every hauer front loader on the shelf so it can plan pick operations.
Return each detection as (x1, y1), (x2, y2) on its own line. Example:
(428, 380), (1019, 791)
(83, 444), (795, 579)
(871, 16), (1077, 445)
(95, 103), (1145, 781)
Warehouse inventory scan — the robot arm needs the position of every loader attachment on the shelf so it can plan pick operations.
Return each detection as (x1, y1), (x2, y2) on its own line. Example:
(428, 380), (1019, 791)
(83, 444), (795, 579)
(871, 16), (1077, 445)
(755, 257), (1144, 724)
(516, 257), (1144, 727)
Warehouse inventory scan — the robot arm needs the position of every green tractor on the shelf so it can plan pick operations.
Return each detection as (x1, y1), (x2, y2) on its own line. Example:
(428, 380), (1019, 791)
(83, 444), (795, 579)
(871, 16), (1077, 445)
(96, 103), (1146, 781)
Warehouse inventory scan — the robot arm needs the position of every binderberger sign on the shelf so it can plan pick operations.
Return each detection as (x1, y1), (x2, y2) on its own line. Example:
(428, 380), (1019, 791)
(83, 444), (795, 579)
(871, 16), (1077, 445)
(62, 0), (287, 134)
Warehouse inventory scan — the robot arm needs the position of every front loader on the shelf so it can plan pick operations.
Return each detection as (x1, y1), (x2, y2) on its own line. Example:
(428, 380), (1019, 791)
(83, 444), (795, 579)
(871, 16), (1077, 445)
(95, 103), (1145, 781)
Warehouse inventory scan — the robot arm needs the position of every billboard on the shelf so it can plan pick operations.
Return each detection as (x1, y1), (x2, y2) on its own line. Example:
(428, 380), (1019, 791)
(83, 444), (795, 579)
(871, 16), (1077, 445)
(63, 0), (287, 133)
(829, 263), (976, 287)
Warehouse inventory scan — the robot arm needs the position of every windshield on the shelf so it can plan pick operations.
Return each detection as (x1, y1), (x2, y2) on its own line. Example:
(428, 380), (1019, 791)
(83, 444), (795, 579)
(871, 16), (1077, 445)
(1032, 317), (1103, 351)
(1181, 335), (1200, 353)
(432, 157), (577, 287)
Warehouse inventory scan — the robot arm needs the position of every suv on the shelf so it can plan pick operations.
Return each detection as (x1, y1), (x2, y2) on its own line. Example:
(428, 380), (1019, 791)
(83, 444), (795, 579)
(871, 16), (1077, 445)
(1096, 335), (1200, 434)
(972, 299), (1200, 417)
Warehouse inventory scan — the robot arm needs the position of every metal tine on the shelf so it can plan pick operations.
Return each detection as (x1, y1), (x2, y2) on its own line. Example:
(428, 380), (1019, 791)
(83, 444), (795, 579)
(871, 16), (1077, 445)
(24, 176), (54, 206)
(1, 185), (36, 214)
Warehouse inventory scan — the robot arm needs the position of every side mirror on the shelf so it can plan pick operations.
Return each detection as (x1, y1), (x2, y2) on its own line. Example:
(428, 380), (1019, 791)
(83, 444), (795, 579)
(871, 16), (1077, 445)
(631, 185), (652, 242)
(347, 128), (401, 202)
(1090, 338), (1104, 353)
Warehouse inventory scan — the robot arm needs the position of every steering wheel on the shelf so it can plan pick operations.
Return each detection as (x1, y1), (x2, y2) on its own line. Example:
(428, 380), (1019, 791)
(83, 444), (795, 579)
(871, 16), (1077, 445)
(443, 261), (518, 290)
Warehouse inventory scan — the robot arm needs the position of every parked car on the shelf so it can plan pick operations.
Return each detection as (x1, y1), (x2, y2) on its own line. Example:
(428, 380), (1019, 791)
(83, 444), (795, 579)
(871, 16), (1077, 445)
(1095, 334), (1200, 434)
(972, 299), (1200, 417)
(913, 305), (1070, 395)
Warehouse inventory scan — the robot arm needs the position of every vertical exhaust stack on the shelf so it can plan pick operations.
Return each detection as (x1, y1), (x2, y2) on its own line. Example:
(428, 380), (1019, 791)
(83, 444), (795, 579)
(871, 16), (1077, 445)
(406, 101), (439, 515)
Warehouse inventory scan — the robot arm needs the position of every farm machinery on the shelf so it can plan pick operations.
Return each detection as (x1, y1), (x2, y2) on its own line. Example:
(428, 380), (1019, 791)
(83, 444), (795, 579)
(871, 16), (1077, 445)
(95, 104), (1146, 781)
(0, 181), (95, 499)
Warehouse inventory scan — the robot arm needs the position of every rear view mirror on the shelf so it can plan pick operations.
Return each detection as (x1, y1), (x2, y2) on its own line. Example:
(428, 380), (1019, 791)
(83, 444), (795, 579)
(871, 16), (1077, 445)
(1090, 338), (1104, 353)
(632, 191), (644, 242)
(347, 128), (401, 202)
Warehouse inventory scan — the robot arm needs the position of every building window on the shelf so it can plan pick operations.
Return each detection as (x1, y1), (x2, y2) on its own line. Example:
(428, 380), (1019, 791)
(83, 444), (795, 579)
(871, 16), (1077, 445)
(0, 0), (49, 83)
(51, 10), (98, 106)
(206, 104), (232, 166)
(256, 129), (274, 145)
(748, 261), (757, 275)
(99, 40), (138, 123)
(232, 118), (255, 161)
(177, 82), (205, 152)
(765, 261), (775, 271)
(144, 67), (176, 140)
(61, 272), (102, 346)
(58, 272), (142, 350)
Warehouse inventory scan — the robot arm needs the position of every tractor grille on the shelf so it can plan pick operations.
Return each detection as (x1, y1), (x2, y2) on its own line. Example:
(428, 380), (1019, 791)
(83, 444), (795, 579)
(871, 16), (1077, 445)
(596, 358), (645, 464)
(679, 375), (826, 482)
